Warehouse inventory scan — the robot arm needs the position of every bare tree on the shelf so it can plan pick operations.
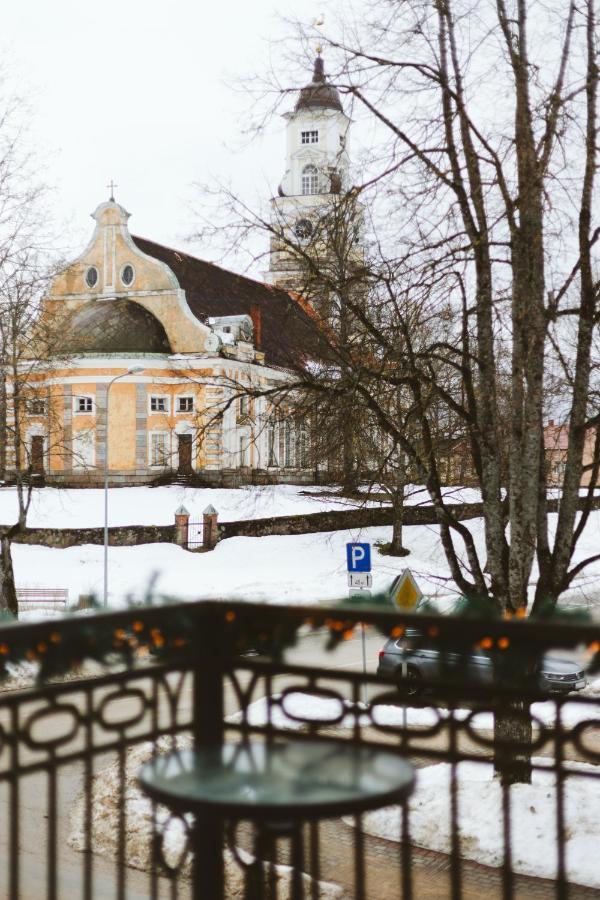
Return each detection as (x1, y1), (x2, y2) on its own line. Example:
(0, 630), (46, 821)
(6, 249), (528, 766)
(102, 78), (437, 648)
(198, 0), (599, 783)
(0, 74), (57, 616)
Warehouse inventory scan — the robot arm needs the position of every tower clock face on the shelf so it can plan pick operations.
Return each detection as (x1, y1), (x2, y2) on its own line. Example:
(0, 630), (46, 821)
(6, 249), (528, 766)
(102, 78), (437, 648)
(294, 218), (313, 240)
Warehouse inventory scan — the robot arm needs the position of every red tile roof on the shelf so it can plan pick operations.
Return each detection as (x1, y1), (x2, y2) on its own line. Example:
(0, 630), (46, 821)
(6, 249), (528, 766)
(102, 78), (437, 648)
(132, 236), (325, 368)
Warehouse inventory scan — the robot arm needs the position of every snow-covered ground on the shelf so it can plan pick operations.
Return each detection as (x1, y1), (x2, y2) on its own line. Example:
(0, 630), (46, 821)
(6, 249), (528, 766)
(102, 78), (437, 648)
(4, 483), (600, 609)
(232, 686), (600, 732)
(13, 524), (443, 606)
(0, 483), (373, 529)
(352, 759), (600, 888)
(233, 694), (600, 888)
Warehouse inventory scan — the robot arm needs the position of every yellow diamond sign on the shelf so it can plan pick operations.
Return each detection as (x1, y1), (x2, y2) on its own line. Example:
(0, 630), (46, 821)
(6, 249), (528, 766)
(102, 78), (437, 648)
(390, 569), (423, 610)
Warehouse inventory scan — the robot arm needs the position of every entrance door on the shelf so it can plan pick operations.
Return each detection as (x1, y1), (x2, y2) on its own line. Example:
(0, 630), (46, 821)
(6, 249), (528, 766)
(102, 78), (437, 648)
(30, 436), (44, 474)
(178, 434), (193, 475)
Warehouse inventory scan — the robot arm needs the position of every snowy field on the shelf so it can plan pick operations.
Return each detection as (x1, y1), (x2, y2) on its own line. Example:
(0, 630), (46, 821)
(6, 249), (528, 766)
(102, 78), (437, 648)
(0, 482), (490, 530)
(13, 525), (435, 607)
(0, 483), (371, 528)
(236, 693), (600, 888)
(354, 759), (600, 888)
(4, 483), (600, 609)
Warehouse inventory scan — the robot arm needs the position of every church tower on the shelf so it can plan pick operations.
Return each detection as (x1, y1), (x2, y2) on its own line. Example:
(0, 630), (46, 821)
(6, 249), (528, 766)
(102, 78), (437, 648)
(265, 52), (354, 292)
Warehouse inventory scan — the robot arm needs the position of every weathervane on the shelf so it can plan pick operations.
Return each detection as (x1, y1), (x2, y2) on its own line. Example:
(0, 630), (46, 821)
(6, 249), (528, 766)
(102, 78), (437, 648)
(106, 180), (118, 202)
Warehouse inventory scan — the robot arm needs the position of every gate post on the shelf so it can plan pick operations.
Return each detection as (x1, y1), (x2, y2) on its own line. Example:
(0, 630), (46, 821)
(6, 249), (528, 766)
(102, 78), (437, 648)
(174, 505), (190, 548)
(203, 505), (219, 550)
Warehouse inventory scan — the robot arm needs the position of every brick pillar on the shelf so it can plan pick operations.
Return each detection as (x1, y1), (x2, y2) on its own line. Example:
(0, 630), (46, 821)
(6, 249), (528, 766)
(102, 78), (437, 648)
(203, 504), (219, 550)
(174, 505), (190, 548)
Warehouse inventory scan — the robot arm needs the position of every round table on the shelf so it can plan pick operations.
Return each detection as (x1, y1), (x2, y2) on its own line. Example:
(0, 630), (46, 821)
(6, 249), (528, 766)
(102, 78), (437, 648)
(139, 736), (415, 898)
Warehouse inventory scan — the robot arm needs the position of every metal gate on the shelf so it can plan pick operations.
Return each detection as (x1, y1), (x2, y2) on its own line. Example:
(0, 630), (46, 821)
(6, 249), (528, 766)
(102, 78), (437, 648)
(186, 519), (204, 549)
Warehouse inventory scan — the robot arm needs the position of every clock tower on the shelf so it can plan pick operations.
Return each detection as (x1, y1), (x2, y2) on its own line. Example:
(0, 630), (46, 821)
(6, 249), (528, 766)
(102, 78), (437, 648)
(265, 52), (354, 293)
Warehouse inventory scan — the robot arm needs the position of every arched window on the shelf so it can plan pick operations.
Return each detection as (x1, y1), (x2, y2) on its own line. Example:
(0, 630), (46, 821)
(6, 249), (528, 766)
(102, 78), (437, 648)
(301, 164), (319, 195)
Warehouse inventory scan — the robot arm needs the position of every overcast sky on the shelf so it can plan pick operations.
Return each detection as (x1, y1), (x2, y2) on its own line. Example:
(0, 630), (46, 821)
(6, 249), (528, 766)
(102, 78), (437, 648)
(2, 0), (329, 265)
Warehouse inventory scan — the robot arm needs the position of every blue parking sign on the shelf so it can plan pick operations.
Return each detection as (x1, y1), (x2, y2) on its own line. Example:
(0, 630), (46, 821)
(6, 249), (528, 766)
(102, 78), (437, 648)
(346, 543), (371, 572)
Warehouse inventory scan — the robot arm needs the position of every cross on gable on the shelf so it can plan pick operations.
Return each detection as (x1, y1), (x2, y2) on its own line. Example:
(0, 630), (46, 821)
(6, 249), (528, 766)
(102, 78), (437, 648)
(106, 180), (118, 201)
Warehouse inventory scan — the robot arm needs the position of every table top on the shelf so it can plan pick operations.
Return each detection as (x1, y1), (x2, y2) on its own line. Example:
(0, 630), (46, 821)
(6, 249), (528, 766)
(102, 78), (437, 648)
(138, 737), (414, 821)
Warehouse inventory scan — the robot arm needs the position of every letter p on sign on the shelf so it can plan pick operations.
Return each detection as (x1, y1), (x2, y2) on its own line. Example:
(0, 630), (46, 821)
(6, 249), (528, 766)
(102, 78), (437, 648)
(346, 542), (371, 573)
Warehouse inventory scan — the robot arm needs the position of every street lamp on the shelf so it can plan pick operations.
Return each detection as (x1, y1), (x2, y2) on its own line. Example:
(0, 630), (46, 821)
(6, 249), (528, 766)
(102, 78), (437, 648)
(103, 366), (144, 607)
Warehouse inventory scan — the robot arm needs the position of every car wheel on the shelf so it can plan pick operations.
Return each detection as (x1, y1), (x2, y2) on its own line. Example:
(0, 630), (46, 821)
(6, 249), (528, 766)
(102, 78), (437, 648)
(397, 665), (422, 697)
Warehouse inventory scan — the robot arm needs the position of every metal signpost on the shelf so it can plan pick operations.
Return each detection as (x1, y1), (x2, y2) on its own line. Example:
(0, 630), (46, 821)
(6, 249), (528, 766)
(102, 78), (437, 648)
(346, 543), (372, 704)
(388, 568), (423, 729)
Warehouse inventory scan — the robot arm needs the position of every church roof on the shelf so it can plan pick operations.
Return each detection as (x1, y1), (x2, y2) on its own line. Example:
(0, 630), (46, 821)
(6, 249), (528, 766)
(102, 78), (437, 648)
(295, 54), (343, 113)
(131, 236), (325, 368)
(59, 299), (172, 354)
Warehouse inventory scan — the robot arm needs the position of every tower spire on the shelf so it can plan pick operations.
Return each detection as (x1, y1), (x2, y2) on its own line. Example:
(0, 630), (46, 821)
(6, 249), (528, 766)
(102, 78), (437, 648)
(313, 48), (325, 83)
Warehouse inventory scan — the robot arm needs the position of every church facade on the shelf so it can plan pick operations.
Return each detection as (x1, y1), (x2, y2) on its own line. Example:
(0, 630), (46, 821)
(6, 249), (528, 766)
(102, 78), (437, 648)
(10, 56), (348, 487)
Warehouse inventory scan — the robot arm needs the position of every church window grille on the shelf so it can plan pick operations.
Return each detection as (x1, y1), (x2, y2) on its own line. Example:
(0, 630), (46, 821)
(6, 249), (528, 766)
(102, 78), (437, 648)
(301, 130), (319, 144)
(150, 395), (169, 414)
(267, 420), (278, 466)
(74, 396), (93, 414)
(177, 396), (194, 413)
(296, 420), (309, 468)
(284, 419), (294, 467)
(72, 430), (95, 468)
(121, 264), (135, 287)
(27, 399), (46, 416)
(302, 165), (319, 195)
(239, 436), (248, 467)
(150, 432), (170, 467)
(85, 266), (99, 289)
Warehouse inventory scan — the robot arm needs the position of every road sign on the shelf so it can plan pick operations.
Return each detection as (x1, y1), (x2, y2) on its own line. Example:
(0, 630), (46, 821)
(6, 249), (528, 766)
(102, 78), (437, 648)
(390, 569), (423, 610)
(346, 543), (371, 573)
(348, 572), (373, 589)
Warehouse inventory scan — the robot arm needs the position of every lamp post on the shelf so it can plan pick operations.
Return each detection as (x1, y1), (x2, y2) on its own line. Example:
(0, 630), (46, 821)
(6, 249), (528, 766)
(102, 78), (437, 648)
(103, 366), (144, 607)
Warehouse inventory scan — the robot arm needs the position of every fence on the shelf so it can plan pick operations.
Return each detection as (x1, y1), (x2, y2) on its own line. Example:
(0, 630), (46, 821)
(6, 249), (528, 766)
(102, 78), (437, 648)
(0, 599), (598, 899)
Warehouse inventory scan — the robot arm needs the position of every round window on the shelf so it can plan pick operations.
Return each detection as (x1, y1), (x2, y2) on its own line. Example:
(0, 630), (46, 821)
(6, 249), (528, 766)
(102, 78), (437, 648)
(295, 218), (313, 240)
(121, 264), (135, 287)
(85, 266), (99, 288)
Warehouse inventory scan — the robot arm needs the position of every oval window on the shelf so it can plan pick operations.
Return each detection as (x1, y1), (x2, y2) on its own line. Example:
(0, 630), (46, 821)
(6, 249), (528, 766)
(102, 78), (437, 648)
(121, 264), (134, 287)
(85, 266), (99, 288)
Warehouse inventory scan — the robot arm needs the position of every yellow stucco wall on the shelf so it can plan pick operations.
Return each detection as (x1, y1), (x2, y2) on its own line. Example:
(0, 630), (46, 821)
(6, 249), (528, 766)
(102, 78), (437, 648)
(107, 383), (136, 469)
(45, 200), (211, 354)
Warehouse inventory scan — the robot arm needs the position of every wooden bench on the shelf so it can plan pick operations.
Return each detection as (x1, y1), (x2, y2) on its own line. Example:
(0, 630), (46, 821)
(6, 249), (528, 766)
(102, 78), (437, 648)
(17, 589), (69, 614)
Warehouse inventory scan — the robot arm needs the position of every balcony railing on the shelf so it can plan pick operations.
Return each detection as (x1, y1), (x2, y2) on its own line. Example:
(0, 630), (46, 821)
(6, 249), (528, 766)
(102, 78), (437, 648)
(0, 599), (598, 899)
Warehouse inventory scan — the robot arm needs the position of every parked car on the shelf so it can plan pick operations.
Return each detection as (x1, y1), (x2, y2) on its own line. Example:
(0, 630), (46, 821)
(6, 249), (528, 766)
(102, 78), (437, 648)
(377, 630), (587, 695)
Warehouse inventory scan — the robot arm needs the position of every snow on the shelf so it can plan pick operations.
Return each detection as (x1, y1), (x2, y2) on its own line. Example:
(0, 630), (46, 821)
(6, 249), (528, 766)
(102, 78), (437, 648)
(349, 758), (600, 888)
(68, 736), (346, 898)
(2, 483), (600, 610)
(0, 483), (378, 529)
(11, 524), (453, 607)
(230, 686), (600, 732)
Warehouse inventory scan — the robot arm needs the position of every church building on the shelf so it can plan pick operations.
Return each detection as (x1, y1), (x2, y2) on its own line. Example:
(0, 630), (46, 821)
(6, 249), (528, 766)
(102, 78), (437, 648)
(12, 55), (350, 487)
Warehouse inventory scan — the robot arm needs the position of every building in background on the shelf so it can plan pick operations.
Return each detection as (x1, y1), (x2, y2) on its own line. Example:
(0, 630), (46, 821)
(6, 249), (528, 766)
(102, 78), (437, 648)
(9, 56), (355, 487)
(11, 196), (319, 486)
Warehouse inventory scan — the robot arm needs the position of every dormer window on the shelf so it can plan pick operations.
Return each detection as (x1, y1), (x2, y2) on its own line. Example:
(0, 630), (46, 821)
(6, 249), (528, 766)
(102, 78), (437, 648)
(301, 130), (319, 144)
(302, 164), (319, 195)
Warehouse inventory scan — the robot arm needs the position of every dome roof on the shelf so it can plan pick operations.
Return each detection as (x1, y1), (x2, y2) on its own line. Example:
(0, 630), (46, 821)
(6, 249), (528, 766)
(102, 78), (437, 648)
(59, 300), (171, 354)
(295, 55), (343, 113)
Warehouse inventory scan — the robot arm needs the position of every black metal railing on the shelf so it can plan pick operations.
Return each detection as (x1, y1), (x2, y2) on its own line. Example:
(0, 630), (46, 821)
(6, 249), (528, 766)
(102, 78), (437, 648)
(0, 599), (599, 899)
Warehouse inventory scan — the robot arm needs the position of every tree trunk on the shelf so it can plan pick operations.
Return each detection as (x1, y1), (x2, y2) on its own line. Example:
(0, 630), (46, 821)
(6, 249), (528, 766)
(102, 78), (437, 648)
(341, 416), (358, 491)
(390, 497), (410, 556)
(0, 533), (18, 617)
(0, 373), (6, 481)
(493, 699), (532, 785)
